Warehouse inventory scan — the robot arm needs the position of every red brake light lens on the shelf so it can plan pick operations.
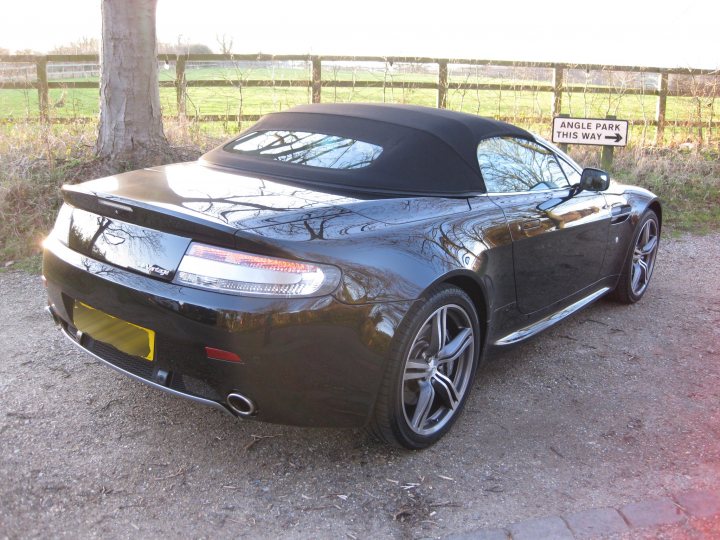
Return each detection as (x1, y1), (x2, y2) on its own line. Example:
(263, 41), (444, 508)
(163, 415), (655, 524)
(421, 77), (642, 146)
(187, 244), (316, 274)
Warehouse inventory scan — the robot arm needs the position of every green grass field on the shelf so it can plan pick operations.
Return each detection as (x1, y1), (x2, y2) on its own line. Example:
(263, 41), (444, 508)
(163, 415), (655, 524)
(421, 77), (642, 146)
(1, 65), (717, 146)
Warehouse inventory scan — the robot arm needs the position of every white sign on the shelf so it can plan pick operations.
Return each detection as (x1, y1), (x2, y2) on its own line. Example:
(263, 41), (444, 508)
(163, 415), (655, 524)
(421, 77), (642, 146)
(552, 117), (628, 147)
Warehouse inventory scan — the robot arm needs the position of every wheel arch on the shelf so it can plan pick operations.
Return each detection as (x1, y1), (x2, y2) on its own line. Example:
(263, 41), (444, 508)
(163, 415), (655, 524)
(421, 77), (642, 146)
(428, 270), (492, 349)
(369, 271), (490, 448)
(647, 198), (662, 232)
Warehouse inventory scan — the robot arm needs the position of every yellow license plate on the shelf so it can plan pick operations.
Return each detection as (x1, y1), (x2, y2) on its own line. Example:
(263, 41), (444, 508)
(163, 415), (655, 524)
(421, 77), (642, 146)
(73, 301), (155, 361)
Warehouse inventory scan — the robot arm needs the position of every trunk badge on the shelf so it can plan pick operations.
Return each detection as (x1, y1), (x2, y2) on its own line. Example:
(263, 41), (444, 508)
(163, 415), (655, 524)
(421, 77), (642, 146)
(148, 264), (171, 277)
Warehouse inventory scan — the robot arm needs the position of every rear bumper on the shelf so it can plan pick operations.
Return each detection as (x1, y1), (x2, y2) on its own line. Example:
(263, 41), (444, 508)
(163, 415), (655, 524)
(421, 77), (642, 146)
(43, 238), (410, 428)
(49, 307), (233, 416)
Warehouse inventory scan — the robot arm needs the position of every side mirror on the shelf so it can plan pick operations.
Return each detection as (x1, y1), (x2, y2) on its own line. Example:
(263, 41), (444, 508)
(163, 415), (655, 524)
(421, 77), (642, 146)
(579, 168), (610, 192)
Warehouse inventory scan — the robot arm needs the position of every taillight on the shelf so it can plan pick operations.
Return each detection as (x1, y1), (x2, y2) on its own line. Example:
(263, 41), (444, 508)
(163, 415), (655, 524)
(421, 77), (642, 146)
(174, 242), (341, 297)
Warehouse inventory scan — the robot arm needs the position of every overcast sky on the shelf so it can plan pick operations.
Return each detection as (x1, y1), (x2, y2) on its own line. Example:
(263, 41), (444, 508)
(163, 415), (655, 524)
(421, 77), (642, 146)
(1, 0), (718, 69)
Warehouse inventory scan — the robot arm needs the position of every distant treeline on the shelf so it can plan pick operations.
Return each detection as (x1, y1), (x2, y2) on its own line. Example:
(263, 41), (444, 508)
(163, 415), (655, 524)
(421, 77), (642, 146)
(0, 38), (215, 56)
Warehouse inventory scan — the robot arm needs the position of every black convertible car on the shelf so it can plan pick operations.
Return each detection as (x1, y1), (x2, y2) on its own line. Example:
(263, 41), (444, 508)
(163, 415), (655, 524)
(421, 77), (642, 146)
(43, 104), (661, 448)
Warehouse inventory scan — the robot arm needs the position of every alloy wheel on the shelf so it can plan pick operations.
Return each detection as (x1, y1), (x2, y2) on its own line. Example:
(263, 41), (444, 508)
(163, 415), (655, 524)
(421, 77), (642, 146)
(631, 218), (659, 296)
(401, 304), (475, 436)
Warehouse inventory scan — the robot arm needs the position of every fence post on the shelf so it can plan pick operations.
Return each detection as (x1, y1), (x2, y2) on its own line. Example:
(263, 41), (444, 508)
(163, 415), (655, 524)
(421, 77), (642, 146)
(437, 60), (448, 109)
(311, 57), (322, 103)
(601, 114), (616, 170)
(176, 55), (187, 117)
(558, 113), (569, 153)
(655, 72), (668, 145)
(36, 56), (49, 121)
(552, 65), (564, 117)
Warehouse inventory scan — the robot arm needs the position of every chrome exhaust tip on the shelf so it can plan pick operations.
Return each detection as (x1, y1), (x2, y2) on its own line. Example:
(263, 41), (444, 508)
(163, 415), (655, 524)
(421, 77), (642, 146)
(226, 392), (257, 417)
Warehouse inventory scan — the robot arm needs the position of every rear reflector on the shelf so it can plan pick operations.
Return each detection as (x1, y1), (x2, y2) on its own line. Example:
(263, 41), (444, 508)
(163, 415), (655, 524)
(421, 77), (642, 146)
(205, 347), (242, 362)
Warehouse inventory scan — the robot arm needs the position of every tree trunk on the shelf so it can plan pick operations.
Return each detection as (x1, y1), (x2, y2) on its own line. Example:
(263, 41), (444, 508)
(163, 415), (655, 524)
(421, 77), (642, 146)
(96, 0), (170, 170)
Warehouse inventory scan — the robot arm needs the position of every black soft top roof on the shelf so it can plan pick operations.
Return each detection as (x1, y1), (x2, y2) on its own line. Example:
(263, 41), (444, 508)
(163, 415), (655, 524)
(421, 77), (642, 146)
(201, 103), (533, 196)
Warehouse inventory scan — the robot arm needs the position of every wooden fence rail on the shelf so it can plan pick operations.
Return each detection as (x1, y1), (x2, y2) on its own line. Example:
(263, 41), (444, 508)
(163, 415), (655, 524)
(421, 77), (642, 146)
(1, 53), (718, 145)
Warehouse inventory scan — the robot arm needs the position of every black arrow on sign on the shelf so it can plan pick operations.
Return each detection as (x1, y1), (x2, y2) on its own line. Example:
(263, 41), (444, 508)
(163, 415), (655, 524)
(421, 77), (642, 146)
(605, 133), (623, 143)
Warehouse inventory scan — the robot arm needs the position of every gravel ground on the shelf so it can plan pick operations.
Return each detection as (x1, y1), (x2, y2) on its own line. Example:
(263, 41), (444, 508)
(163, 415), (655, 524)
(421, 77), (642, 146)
(1, 234), (719, 539)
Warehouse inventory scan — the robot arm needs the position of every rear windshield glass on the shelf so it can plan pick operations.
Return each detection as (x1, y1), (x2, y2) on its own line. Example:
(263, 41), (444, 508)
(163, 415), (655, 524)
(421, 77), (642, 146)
(225, 130), (383, 170)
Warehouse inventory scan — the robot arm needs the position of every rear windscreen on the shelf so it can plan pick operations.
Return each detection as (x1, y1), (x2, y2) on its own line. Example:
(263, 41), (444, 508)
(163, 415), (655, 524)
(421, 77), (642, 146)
(203, 110), (488, 195)
(225, 130), (383, 170)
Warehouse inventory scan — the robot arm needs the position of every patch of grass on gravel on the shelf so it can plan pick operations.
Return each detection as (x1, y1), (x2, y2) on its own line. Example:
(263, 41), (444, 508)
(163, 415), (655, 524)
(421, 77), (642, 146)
(0, 254), (43, 274)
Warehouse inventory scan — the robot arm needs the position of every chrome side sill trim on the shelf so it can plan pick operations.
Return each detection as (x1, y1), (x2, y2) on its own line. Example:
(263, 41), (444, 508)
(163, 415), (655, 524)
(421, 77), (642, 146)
(59, 326), (235, 417)
(494, 287), (611, 346)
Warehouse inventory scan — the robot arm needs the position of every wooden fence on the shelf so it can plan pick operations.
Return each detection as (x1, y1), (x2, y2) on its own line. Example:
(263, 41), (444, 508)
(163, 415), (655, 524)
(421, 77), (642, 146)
(1, 53), (719, 144)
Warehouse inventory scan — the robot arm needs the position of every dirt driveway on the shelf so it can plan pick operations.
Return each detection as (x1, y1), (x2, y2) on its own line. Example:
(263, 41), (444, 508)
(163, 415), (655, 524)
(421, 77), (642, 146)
(1, 234), (719, 539)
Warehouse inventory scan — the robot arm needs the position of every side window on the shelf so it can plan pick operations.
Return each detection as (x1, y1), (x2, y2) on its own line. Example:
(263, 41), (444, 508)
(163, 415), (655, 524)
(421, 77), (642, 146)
(477, 137), (570, 193)
(545, 156), (571, 188)
(557, 157), (582, 185)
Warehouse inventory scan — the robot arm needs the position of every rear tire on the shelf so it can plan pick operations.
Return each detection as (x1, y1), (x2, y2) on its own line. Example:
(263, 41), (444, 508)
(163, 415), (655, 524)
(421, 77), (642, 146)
(611, 210), (660, 304)
(367, 285), (480, 449)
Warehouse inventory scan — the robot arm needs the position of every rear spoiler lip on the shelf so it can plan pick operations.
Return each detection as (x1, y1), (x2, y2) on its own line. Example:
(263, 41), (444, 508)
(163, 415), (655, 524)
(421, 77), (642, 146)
(61, 184), (240, 249)
(59, 184), (303, 260)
